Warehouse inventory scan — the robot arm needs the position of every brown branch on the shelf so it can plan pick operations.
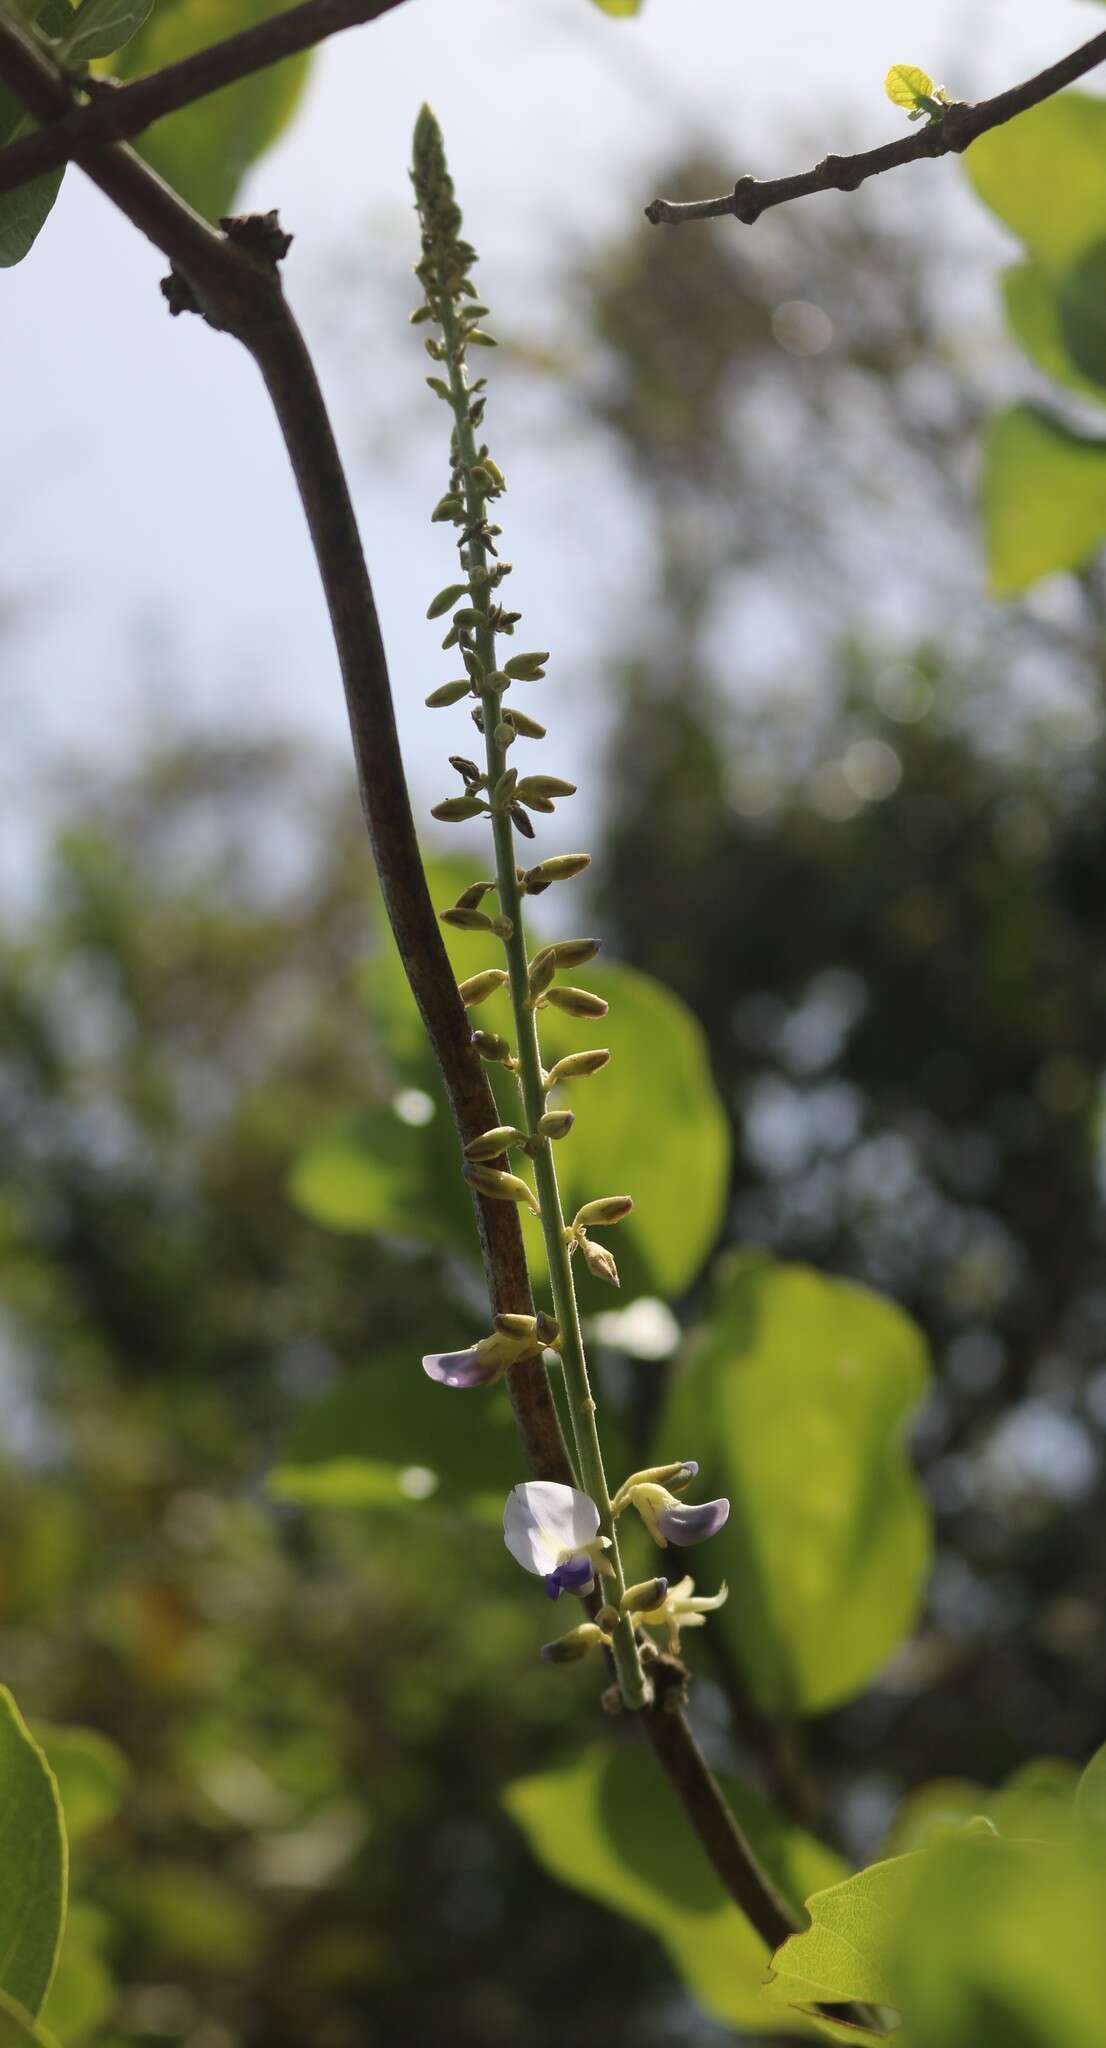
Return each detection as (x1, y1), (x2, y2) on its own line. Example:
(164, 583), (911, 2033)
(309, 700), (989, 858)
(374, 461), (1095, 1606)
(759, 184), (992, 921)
(0, 0), (409, 198)
(645, 28), (1106, 228)
(0, 11), (801, 1955)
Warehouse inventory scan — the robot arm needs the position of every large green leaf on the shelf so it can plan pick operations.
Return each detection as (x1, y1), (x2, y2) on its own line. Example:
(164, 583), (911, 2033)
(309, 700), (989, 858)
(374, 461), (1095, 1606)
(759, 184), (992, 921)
(982, 403), (1106, 596)
(891, 1831), (1106, 2048)
(58, 0), (152, 61)
(966, 94), (1106, 270)
(504, 1742), (844, 2035)
(107, 0), (311, 220)
(658, 1255), (931, 1717)
(293, 856), (731, 1304)
(1002, 261), (1106, 403)
(0, 1690), (67, 2018)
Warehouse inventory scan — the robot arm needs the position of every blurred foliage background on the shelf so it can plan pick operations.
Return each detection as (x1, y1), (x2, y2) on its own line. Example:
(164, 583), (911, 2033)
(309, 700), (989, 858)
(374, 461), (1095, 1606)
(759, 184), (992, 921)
(5, 145), (1106, 2046)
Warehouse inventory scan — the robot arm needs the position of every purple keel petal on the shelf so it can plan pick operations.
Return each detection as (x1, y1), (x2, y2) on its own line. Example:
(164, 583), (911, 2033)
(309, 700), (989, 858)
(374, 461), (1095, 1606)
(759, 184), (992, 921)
(422, 1347), (499, 1390)
(544, 1553), (597, 1599)
(657, 1497), (730, 1546)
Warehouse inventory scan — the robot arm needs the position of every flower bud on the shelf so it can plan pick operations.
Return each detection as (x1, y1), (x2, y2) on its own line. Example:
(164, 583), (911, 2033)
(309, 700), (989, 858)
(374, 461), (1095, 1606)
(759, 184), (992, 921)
(441, 908), (496, 933)
(534, 1310), (560, 1347)
(503, 709), (546, 741)
(452, 606), (486, 628)
(468, 465), (495, 490)
(482, 457), (506, 486)
(522, 854), (590, 894)
(540, 1622), (611, 1664)
(621, 1578), (668, 1617)
(548, 938), (601, 968)
(453, 880), (495, 910)
(431, 495), (465, 523)
(425, 678), (471, 708)
(544, 1049), (610, 1087)
(578, 1237), (620, 1288)
(537, 1110), (575, 1142)
(573, 1196), (634, 1229)
(494, 722), (515, 749)
(463, 1162), (539, 1214)
(425, 375), (451, 401)
(515, 776), (576, 801)
(464, 1125), (526, 1161)
(431, 794), (485, 822)
(472, 1029), (511, 1062)
(527, 948), (557, 1006)
(504, 652), (550, 681)
(493, 768), (518, 806)
(510, 806), (536, 840)
(427, 581), (469, 620)
(458, 968), (508, 1007)
(546, 986), (609, 1019)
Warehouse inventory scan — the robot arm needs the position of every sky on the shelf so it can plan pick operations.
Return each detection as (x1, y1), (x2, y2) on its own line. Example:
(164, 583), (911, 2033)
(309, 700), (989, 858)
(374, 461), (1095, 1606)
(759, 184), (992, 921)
(1, 0), (1100, 896)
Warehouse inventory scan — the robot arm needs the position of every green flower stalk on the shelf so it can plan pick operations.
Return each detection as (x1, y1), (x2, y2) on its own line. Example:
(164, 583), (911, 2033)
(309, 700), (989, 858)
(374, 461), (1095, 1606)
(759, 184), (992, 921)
(411, 104), (651, 1711)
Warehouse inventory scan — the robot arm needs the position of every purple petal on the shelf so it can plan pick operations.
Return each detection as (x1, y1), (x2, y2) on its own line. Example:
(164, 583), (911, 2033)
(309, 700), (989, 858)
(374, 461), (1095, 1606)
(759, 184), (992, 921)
(422, 1347), (499, 1390)
(657, 1497), (730, 1546)
(677, 1461), (699, 1482)
(544, 1554), (596, 1599)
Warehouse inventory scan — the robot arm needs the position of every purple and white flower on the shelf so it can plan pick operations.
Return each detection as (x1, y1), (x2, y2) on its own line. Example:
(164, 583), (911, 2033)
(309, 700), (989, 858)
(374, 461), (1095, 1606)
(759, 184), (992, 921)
(422, 1346), (502, 1390)
(503, 1480), (614, 1600)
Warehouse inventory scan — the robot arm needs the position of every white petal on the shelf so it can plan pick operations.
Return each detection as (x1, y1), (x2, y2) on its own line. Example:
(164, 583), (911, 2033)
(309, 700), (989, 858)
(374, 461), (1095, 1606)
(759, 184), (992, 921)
(502, 1481), (599, 1576)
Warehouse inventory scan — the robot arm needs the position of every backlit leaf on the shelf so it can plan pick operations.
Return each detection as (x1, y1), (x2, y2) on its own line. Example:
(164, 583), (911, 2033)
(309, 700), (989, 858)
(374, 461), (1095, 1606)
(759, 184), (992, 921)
(658, 1254), (931, 1715)
(0, 1689), (67, 2018)
(982, 403), (1106, 596)
(505, 1742), (844, 2034)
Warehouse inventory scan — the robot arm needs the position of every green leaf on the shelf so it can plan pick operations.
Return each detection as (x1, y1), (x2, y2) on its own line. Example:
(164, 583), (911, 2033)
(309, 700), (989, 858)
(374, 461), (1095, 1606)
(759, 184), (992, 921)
(0, 1992), (60, 2048)
(0, 1689), (67, 2018)
(0, 169), (64, 269)
(106, 0), (311, 220)
(1076, 1743), (1106, 1831)
(891, 1831), (1106, 2048)
(1057, 236), (1106, 389)
(982, 403), (1106, 596)
(269, 1347), (522, 1515)
(0, 0), (69, 266)
(59, 0), (152, 60)
(302, 856), (732, 1303)
(1002, 261), (1106, 402)
(658, 1254), (931, 1716)
(33, 1726), (129, 1846)
(884, 1758), (1081, 1857)
(965, 93), (1106, 270)
(504, 1743), (844, 2035)
(884, 64), (935, 112)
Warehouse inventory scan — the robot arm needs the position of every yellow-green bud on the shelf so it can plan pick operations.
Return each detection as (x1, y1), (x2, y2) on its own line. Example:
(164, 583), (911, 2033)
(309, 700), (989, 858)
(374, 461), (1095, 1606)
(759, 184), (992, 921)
(573, 1195), (634, 1229)
(442, 907), (496, 933)
(483, 456), (506, 486)
(425, 678), (471, 708)
(537, 1110), (575, 1142)
(504, 652), (549, 681)
(431, 495), (464, 522)
(454, 880), (495, 910)
(515, 775), (576, 801)
(425, 376), (452, 401)
(468, 465), (494, 490)
(427, 583), (467, 619)
(545, 1049), (610, 1087)
(464, 1125), (527, 1161)
(472, 1030), (511, 1062)
(494, 721), (515, 748)
(540, 1622), (611, 1664)
(462, 1163), (539, 1214)
(493, 1312), (539, 1340)
(503, 709), (546, 740)
(527, 948), (557, 1006)
(431, 794), (485, 822)
(548, 938), (600, 968)
(546, 986), (609, 1019)
(523, 854), (590, 894)
(459, 969), (508, 1007)
(452, 606), (486, 628)
(467, 332), (498, 348)
(621, 1578), (668, 1616)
